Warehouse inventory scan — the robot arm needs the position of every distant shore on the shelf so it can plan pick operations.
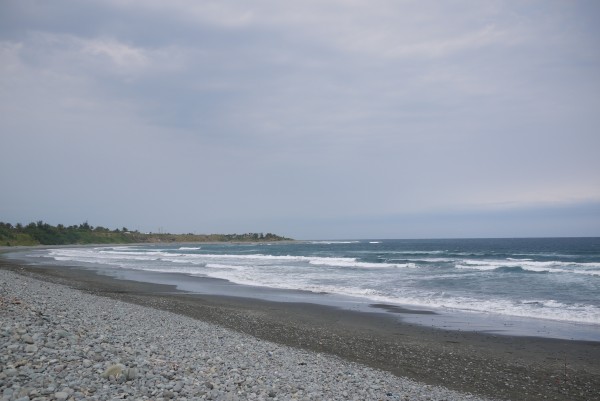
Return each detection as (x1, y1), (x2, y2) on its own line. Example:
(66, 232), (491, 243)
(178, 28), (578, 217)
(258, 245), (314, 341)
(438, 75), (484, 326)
(1, 254), (599, 401)
(0, 240), (298, 253)
(0, 220), (292, 246)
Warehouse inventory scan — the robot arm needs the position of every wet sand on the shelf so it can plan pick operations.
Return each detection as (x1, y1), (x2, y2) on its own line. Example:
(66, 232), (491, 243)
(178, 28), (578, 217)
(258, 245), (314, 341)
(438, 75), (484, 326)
(1, 256), (599, 400)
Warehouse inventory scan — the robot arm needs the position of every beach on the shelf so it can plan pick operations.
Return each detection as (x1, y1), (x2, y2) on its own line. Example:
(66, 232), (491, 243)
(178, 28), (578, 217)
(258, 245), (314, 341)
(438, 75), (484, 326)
(1, 256), (599, 400)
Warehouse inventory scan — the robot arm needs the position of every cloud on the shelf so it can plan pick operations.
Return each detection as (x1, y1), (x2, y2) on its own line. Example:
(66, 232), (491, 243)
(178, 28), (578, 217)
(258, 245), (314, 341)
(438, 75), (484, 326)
(80, 37), (149, 70)
(19, 32), (187, 78)
(384, 24), (510, 58)
(1, 0), (599, 237)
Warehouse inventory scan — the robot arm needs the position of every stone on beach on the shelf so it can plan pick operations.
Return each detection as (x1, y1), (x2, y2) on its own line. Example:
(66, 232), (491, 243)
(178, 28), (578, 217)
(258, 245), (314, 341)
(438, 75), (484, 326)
(20, 334), (33, 344)
(0, 267), (562, 401)
(101, 364), (126, 379)
(53, 391), (69, 400)
(23, 344), (37, 353)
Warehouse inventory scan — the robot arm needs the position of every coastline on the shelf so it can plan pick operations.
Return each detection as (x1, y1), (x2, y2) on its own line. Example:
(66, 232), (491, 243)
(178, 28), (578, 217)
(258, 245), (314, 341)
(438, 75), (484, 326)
(6, 244), (599, 342)
(1, 255), (599, 400)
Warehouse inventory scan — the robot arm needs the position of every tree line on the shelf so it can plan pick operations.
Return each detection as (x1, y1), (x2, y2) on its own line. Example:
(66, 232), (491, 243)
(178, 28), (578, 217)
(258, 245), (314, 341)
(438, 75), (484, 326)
(0, 221), (291, 246)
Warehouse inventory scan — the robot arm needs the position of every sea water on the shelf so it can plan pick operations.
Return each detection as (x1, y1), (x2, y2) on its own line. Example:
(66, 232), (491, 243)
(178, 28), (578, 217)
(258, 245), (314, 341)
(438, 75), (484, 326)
(18, 238), (600, 338)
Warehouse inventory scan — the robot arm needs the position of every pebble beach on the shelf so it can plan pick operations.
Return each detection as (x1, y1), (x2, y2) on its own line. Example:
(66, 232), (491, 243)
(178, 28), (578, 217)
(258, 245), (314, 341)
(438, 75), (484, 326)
(0, 268), (494, 401)
(2, 254), (600, 401)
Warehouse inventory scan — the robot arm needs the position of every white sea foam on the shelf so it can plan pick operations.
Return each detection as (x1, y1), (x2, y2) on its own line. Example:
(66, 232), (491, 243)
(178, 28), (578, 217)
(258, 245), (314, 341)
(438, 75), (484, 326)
(205, 263), (248, 271)
(179, 246), (201, 250)
(186, 269), (600, 324)
(307, 258), (414, 269)
(161, 253), (412, 270)
(47, 248), (412, 270)
(46, 248), (600, 276)
(310, 241), (361, 244)
(33, 245), (600, 325)
(386, 258), (455, 263)
(385, 250), (447, 255)
(456, 259), (600, 275)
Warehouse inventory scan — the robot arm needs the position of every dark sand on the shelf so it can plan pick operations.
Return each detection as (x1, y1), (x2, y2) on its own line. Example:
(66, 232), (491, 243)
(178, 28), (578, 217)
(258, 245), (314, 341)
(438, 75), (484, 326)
(1, 256), (599, 401)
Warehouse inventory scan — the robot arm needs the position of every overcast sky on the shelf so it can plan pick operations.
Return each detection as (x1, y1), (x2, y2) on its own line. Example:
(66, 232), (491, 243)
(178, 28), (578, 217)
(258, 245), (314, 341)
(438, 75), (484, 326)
(1, 1), (599, 239)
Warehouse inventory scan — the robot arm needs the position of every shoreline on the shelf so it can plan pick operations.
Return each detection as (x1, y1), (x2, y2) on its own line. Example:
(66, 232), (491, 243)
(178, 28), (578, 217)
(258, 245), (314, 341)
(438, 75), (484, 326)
(0, 240), (299, 252)
(7, 246), (600, 342)
(1, 257), (599, 400)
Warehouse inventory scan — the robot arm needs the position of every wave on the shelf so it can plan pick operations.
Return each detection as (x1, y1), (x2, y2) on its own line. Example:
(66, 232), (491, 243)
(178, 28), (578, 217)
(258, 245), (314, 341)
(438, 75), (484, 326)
(45, 248), (417, 270)
(386, 257), (455, 264)
(205, 263), (247, 271)
(182, 254), (415, 269)
(310, 241), (361, 244)
(182, 271), (600, 325)
(308, 258), (417, 269)
(178, 246), (201, 250)
(45, 248), (600, 276)
(300, 288), (600, 325)
(28, 245), (600, 325)
(493, 266), (547, 274)
(385, 250), (447, 255)
(456, 259), (600, 276)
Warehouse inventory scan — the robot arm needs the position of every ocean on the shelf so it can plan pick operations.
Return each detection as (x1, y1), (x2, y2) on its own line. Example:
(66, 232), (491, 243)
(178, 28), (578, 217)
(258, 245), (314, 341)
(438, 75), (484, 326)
(16, 237), (600, 340)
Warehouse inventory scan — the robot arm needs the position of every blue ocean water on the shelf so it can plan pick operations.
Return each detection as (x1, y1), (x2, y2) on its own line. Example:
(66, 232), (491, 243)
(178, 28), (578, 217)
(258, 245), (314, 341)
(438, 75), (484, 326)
(24, 238), (600, 327)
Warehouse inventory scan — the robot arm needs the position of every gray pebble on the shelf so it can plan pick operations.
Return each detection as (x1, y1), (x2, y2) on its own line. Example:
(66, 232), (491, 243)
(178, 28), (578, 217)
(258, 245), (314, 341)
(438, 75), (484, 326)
(0, 269), (494, 401)
(54, 392), (68, 400)
(21, 334), (34, 344)
(24, 344), (38, 353)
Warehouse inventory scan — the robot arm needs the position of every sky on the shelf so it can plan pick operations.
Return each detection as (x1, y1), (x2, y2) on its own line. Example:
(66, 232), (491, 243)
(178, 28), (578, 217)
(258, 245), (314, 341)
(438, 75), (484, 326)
(1, 0), (599, 239)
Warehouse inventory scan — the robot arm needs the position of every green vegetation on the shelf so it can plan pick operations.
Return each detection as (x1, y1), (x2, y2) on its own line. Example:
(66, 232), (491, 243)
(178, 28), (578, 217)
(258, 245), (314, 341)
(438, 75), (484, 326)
(0, 221), (291, 246)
